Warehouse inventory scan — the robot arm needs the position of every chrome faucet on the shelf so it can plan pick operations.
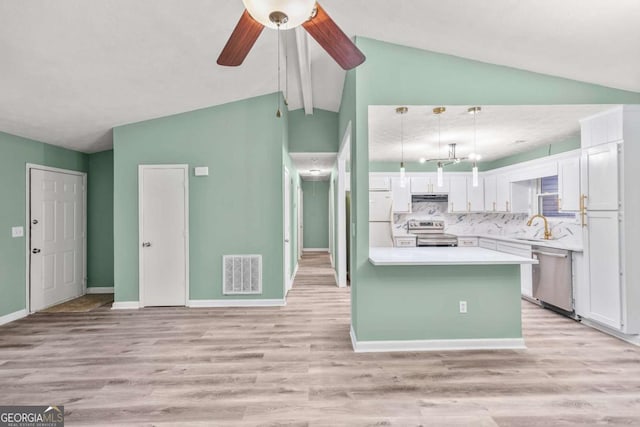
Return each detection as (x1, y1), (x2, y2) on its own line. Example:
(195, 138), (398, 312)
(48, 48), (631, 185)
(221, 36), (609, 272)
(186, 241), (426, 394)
(527, 214), (552, 240)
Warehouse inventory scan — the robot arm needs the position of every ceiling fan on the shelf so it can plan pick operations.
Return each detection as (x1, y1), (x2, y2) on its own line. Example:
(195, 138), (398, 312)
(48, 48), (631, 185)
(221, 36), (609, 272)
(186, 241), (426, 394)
(217, 0), (366, 70)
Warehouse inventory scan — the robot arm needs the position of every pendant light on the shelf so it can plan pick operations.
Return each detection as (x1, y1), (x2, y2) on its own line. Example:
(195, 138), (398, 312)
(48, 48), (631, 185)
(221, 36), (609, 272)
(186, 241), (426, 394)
(433, 107), (446, 187)
(468, 107), (482, 187)
(396, 107), (408, 188)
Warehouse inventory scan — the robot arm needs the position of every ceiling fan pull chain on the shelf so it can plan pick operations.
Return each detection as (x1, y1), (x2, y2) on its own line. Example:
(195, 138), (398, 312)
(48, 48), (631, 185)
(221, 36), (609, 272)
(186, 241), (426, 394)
(276, 24), (282, 118)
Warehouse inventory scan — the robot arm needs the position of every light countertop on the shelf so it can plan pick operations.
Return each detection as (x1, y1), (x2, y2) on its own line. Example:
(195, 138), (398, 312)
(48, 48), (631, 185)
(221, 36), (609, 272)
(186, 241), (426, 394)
(459, 234), (583, 252)
(369, 247), (538, 266)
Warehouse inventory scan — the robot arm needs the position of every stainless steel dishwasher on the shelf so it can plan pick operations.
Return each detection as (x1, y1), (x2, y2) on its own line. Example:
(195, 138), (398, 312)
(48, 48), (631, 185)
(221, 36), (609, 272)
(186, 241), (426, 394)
(532, 246), (573, 312)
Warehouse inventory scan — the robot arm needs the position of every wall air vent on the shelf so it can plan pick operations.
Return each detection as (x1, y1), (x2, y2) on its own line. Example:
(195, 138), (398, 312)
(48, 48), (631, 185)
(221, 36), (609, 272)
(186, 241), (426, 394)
(223, 255), (262, 295)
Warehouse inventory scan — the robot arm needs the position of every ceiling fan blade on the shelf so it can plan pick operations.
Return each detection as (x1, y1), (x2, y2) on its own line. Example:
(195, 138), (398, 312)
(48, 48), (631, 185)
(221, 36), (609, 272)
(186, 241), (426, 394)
(302, 3), (365, 70)
(217, 10), (265, 67)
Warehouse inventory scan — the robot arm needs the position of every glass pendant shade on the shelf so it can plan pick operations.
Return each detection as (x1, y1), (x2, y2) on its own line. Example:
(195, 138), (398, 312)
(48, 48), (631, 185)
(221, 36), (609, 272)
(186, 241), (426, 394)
(399, 164), (406, 188)
(243, 0), (316, 29)
(472, 164), (479, 187)
(437, 164), (444, 187)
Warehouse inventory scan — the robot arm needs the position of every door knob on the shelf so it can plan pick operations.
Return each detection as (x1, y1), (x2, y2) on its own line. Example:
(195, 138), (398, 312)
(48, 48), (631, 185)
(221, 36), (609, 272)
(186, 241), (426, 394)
(284, 239), (290, 243)
(32, 248), (41, 254)
(32, 219), (38, 225)
(142, 242), (151, 247)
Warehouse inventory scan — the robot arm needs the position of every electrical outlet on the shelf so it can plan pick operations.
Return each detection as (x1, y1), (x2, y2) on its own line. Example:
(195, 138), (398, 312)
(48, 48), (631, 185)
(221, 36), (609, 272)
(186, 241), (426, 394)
(459, 301), (468, 314)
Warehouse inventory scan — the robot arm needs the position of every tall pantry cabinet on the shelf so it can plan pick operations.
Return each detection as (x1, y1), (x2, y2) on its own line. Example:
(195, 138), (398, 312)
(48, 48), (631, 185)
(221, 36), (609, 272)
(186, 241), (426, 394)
(580, 105), (640, 335)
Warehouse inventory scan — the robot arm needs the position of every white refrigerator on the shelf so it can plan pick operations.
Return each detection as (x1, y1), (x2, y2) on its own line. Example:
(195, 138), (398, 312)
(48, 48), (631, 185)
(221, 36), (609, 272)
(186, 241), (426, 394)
(369, 191), (394, 247)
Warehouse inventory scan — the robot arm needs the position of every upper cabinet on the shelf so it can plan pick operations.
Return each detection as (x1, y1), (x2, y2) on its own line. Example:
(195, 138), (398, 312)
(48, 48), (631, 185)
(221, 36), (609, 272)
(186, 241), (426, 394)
(496, 174), (512, 212)
(484, 175), (498, 212)
(391, 177), (412, 213)
(467, 177), (485, 212)
(410, 174), (449, 194)
(369, 176), (391, 191)
(558, 157), (581, 212)
(582, 142), (620, 211)
(448, 176), (467, 213)
(580, 107), (623, 149)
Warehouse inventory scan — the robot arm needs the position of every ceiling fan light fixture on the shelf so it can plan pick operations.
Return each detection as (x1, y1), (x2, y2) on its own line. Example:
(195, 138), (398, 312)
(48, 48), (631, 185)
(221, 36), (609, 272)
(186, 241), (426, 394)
(243, 0), (317, 29)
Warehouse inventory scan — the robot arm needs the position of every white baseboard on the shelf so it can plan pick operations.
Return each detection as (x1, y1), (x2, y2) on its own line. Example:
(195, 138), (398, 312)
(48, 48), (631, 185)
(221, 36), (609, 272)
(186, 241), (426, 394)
(86, 286), (114, 294)
(580, 318), (640, 346)
(111, 301), (141, 310)
(0, 309), (28, 326)
(303, 248), (329, 252)
(350, 326), (526, 353)
(187, 299), (286, 308)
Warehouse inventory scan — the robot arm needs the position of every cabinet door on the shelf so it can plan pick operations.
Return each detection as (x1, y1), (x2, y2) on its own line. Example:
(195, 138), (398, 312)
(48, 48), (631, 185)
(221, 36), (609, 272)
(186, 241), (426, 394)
(558, 157), (581, 212)
(432, 174), (450, 194)
(391, 178), (411, 213)
(467, 177), (485, 212)
(496, 174), (511, 212)
(410, 177), (430, 194)
(585, 211), (621, 329)
(484, 175), (497, 212)
(369, 176), (390, 191)
(448, 176), (467, 212)
(582, 142), (619, 211)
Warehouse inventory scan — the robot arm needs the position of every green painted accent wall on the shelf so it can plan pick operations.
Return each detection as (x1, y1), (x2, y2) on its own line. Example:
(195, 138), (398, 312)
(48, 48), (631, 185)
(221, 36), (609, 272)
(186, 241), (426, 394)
(113, 93), (287, 302)
(347, 36), (640, 341)
(357, 265), (522, 341)
(302, 180), (329, 249)
(481, 136), (581, 171)
(87, 150), (114, 288)
(288, 108), (339, 153)
(0, 131), (88, 318)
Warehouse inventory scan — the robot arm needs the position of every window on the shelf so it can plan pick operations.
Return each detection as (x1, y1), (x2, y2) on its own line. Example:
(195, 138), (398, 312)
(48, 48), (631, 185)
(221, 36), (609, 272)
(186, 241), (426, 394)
(537, 176), (573, 218)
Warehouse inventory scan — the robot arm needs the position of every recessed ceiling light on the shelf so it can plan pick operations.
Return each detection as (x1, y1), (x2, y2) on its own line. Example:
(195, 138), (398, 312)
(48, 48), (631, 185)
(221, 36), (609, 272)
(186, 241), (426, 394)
(310, 169), (321, 175)
(419, 158), (426, 164)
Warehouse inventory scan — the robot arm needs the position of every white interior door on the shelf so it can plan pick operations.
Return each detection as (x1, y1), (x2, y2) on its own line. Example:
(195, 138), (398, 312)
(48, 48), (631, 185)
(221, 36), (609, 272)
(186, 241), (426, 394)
(139, 165), (188, 307)
(284, 169), (292, 292)
(30, 168), (85, 311)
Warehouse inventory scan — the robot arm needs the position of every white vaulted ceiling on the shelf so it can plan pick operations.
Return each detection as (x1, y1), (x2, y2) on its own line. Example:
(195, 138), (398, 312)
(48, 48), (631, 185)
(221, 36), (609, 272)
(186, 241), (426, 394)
(368, 105), (612, 163)
(0, 1), (638, 153)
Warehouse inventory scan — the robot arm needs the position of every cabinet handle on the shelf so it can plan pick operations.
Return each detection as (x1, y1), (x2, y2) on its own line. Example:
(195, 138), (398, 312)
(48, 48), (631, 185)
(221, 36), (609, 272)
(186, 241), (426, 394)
(580, 195), (588, 227)
(493, 202), (496, 212)
(450, 202), (454, 212)
(506, 201), (510, 212)
(468, 202), (471, 212)
(558, 198), (562, 210)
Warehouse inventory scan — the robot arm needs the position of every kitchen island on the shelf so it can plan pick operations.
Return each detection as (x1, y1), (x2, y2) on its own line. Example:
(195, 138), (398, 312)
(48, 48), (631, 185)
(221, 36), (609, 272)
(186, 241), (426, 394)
(351, 247), (537, 353)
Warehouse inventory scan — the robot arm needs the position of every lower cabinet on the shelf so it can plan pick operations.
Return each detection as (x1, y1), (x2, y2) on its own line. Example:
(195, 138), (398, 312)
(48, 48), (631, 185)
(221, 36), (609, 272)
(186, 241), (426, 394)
(394, 236), (417, 247)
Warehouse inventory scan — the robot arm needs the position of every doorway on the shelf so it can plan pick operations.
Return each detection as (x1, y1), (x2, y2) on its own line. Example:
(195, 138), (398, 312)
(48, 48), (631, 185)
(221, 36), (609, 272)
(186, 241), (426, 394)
(335, 123), (351, 288)
(284, 167), (292, 293)
(138, 165), (189, 307)
(28, 165), (87, 312)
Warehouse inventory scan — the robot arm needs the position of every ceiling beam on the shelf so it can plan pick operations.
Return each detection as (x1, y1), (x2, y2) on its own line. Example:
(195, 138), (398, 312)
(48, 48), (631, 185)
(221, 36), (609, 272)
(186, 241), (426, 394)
(294, 27), (314, 115)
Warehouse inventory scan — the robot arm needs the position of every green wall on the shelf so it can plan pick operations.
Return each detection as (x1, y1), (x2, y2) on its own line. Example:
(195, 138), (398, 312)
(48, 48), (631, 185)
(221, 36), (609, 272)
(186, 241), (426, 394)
(302, 180), (329, 249)
(348, 37), (640, 342)
(113, 93), (287, 302)
(87, 150), (114, 288)
(288, 108), (339, 152)
(0, 131), (88, 318)
(481, 136), (581, 171)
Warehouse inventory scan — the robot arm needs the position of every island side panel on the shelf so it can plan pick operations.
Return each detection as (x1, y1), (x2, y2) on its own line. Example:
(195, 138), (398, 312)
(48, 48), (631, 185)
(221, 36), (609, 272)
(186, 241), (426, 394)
(356, 264), (521, 342)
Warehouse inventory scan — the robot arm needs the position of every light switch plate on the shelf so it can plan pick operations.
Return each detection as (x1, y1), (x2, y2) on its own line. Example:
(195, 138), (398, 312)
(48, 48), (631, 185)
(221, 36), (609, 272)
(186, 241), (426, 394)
(11, 226), (24, 238)
(194, 167), (209, 177)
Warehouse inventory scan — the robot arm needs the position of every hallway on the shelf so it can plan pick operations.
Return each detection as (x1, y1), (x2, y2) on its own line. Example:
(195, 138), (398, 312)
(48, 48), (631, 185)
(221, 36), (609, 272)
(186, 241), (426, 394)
(0, 253), (639, 425)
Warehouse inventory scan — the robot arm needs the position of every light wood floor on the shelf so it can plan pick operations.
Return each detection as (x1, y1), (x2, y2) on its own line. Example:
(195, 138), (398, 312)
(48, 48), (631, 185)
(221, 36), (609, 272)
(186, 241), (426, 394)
(1, 252), (640, 426)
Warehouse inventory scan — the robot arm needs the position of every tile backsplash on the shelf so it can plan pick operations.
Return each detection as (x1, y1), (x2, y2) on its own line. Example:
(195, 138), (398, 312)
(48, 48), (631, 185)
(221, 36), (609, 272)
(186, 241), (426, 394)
(394, 202), (583, 248)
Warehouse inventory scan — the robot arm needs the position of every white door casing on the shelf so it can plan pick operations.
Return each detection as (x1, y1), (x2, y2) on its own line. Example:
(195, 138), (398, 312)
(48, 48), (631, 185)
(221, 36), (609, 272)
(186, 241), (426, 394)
(284, 167), (292, 293)
(298, 187), (303, 260)
(139, 165), (189, 307)
(29, 167), (86, 312)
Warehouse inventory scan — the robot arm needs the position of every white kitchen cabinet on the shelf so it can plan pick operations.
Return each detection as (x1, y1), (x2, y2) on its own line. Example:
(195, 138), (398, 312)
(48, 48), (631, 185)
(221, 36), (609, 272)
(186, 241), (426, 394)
(558, 157), (581, 212)
(572, 252), (587, 318)
(496, 241), (533, 298)
(410, 174), (449, 194)
(467, 176), (485, 212)
(582, 142), (620, 211)
(369, 176), (390, 191)
(448, 176), (467, 213)
(391, 178), (412, 213)
(496, 174), (512, 212)
(484, 175), (498, 212)
(394, 236), (417, 247)
(580, 107), (623, 148)
(584, 211), (621, 330)
(457, 237), (478, 247)
(479, 238), (497, 250)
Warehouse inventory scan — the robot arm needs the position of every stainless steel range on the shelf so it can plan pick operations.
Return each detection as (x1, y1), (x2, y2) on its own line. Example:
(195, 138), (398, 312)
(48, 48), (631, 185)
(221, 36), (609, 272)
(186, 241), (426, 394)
(407, 220), (458, 247)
